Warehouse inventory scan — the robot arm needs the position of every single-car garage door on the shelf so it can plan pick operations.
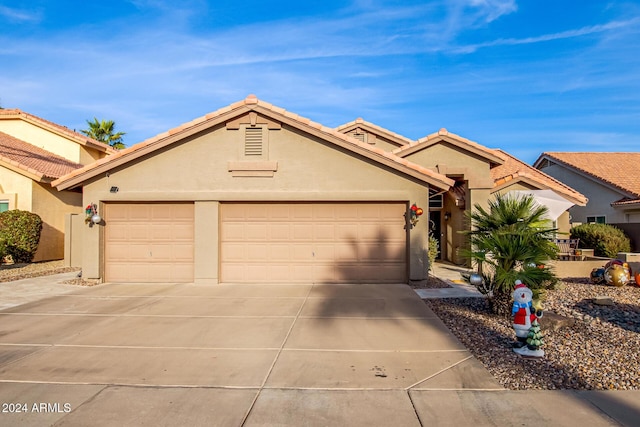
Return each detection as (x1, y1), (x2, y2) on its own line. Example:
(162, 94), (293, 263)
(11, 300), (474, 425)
(104, 203), (194, 282)
(220, 203), (407, 283)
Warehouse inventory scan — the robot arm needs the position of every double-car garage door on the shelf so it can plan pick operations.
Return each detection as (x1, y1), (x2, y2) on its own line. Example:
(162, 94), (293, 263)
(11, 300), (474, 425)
(105, 202), (407, 283)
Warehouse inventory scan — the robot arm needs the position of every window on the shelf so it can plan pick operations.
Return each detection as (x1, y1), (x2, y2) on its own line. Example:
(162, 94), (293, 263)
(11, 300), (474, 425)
(0, 201), (8, 213)
(429, 194), (443, 209)
(586, 216), (606, 224)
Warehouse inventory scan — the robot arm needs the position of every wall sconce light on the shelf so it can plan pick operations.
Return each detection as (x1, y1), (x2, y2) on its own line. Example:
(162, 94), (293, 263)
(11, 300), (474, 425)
(110, 186), (119, 193)
(444, 212), (451, 221)
(85, 203), (101, 227)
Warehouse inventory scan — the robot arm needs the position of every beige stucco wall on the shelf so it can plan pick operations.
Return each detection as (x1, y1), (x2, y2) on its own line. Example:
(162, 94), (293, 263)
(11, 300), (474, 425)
(539, 163), (627, 224)
(31, 182), (83, 261)
(0, 120), (84, 163)
(0, 168), (32, 210)
(402, 143), (494, 189)
(80, 123), (432, 282)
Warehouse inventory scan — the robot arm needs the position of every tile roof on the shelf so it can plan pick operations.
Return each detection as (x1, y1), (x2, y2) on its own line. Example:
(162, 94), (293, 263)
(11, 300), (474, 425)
(393, 128), (507, 165)
(491, 149), (587, 206)
(53, 95), (454, 191)
(0, 109), (116, 154)
(335, 118), (414, 146)
(0, 131), (83, 181)
(537, 152), (640, 199)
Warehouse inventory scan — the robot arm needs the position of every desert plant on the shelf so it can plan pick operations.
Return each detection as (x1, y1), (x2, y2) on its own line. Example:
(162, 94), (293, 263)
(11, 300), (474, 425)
(427, 233), (439, 273)
(570, 223), (631, 258)
(463, 193), (558, 317)
(0, 210), (43, 263)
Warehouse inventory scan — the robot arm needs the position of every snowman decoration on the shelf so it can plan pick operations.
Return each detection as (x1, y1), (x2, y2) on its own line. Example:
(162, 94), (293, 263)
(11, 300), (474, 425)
(511, 280), (544, 358)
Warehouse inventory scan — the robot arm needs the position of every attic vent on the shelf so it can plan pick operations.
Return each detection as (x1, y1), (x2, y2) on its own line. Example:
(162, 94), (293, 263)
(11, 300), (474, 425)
(245, 127), (263, 156)
(352, 132), (366, 143)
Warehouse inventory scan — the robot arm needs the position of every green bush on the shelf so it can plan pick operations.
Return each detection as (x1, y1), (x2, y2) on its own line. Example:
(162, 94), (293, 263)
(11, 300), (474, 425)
(0, 210), (43, 263)
(570, 223), (631, 258)
(427, 233), (439, 272)
(0, 238), (7, 263)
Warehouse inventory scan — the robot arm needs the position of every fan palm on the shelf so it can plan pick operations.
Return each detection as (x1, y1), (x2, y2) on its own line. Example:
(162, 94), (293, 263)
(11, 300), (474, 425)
(463, 193), (558, 316)
(81, 118), (126, 149)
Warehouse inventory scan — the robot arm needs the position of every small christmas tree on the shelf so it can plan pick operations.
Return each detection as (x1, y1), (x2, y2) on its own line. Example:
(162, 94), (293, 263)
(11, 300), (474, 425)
(514, 318), (545, 358)
(526, 319), (544, 349)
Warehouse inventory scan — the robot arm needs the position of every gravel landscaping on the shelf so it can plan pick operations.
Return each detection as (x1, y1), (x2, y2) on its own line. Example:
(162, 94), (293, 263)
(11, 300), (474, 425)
(0, 260), (79, 283)
(426, 279), (640, 390)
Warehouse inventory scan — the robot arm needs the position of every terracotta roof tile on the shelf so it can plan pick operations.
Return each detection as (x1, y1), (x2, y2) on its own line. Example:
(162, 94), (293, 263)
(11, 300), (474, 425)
(0, 109), (116, 153)
(0, 131), (83, 180)
(491, 149), (587, 205)
(53, 95), (454, 191)
(540, 152), (640, 198)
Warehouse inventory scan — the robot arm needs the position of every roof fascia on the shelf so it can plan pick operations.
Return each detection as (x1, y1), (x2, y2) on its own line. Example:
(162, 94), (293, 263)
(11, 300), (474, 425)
(491, 175), (587, 206)
(0, 157), (47, 182)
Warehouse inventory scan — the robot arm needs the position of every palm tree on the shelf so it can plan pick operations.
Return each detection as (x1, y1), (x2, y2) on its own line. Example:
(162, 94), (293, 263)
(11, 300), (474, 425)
(463, 193), (558, 316)
(81, 118), (126, 149)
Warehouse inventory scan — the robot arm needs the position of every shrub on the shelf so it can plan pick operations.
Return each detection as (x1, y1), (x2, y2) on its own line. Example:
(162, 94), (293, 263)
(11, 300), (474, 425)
(0, 210), (43, 263)
(427, 233), (439, 272)
(463, 193), (558, 317)
(570, 223), (631, 258)
(0, 238), (6, 263)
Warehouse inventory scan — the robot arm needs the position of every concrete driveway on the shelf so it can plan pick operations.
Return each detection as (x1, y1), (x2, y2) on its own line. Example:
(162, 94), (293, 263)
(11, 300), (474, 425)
(0, 280), (500, 426)
(2, 279), (633, 426)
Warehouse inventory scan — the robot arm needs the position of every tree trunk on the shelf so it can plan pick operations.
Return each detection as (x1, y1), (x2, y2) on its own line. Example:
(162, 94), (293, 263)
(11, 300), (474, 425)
(488, 290), (512, 318)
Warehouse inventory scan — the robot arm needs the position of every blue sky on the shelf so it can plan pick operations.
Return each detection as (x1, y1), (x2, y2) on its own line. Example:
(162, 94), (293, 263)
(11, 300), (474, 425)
(1, 0), (639, 164)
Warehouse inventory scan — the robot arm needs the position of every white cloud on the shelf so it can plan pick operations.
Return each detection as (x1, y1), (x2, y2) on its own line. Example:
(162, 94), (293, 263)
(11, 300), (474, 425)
(0, 5), (41, 23)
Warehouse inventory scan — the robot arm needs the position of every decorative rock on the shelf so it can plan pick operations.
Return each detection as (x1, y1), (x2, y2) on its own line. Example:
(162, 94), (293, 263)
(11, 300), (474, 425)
(542, 311), (576, 330)
(592, 296), (615, 306)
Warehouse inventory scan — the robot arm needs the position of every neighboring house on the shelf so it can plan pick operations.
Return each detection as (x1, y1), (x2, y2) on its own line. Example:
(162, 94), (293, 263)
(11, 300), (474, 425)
(0, 109), (115, 261)
(53, 96), (585, 283)
(534, 152), (640, 248)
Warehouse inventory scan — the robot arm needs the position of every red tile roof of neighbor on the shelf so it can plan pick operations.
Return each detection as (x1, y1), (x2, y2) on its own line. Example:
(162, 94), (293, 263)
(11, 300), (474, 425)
(0, 109), (116, 154)
(0, 131), (83, 181)
(53, 95), (455, 191)
(538, 152), (640, 202)
(491, 149), (587, 206)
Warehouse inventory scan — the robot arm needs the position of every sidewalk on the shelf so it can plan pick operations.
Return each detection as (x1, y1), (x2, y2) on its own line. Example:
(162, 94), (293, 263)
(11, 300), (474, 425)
(415, 261), (483, 299)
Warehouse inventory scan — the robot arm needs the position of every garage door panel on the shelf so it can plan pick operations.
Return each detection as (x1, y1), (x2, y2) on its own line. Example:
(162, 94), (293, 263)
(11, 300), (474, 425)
(248, 244), (269, 261)
(221, 203), (406, 284)
(314, 224), (335, 240)
(268, 224), (291, 240)
(105, 203), (194, 283)
(293, 224), (313, 240)
(246, 224), (267, 240)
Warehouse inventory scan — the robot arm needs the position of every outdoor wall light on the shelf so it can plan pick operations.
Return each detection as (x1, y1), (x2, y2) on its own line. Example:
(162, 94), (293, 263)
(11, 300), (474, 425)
(444, 212), (451, 221)
(85, 203), (101, 227)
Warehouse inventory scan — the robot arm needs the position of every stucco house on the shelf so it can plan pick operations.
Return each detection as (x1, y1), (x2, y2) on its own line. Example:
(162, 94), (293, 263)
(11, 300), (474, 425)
(534, 152), (640, 247)
(53, 96), (585, 284)
(0, 109), (114, 261)
(337, 120), (587, 264)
